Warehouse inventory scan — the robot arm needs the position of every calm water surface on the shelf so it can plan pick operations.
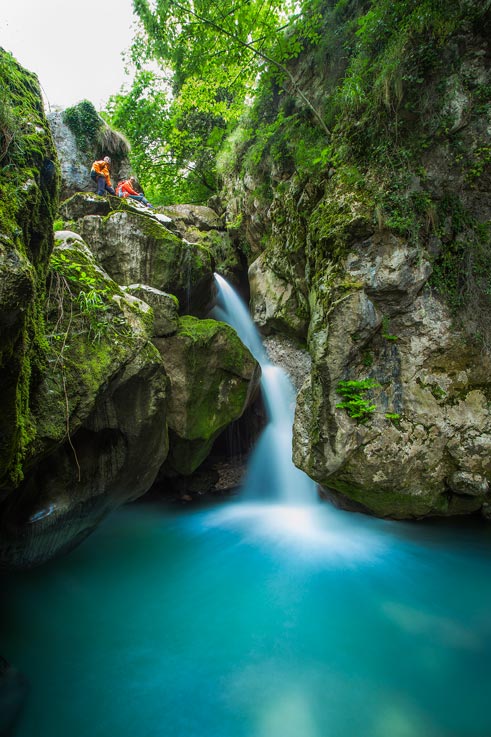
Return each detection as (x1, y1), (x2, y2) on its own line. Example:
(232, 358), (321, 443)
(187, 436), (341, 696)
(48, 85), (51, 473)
(1, 498), (490, 737)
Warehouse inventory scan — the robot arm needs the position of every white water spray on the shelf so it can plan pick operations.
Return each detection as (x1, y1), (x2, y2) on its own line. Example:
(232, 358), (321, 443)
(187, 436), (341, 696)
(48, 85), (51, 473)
(212, 274), (316, 505)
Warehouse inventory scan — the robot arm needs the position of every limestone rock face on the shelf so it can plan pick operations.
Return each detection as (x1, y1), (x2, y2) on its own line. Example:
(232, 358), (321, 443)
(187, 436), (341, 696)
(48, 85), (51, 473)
(154, 316), (260, 475)
(67, 204), (215, 316)
(0, 50), (59, 494)
(47, 112), (93, 199)
(220, 14), (491, 519)
(162, 204), (224, 231)
(0, 233), (169, 568)
(263, 334), (311, 394)
(249, 252), (310, 339)
(294, 261), (491, 518)
(48, 109), (130, 200)
(123, 284), (180, 337)
(162, 203), (244, 283)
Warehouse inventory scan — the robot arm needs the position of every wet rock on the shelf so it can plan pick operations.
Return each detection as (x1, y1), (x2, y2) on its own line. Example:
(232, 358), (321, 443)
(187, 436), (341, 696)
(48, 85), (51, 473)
(263, 334), (311, 393)
(249, 253), (310, 339)
(155, 316), (260, 475)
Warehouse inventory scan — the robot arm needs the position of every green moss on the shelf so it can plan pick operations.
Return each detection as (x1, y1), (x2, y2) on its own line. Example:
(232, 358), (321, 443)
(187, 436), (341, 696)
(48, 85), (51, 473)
(0, 49), (60, 489)
(62, 100), (102, 153)
(328, 478), (452, 519)
(177, 315), (252, 375)
(32, 239), (158, 454)
(161, 314), (257, 474)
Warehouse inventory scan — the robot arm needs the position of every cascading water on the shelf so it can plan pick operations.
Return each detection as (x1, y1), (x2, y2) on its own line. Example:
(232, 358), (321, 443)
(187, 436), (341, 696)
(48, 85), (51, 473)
(2, 278), (490, 737)
(212, 273), (316, 504)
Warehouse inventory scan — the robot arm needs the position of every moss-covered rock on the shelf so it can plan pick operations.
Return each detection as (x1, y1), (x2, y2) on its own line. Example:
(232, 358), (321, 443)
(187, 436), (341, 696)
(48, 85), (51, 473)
(218, 2), (491, 519)
(123, 284), (180, 337)
(0, 49), (59, 494)
(161, 204), (224, 231)
(71, 207), (215, 316)
(159, 203), (244, 282)
(249, 252), (309, 339)
(154, 315), (260, 475)
(0, 232), (169, 568)
(59, 191), (114, 219)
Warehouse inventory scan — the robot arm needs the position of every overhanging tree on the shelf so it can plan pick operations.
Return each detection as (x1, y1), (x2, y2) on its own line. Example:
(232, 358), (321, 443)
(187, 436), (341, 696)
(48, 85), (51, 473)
(106, 0), (326, 203)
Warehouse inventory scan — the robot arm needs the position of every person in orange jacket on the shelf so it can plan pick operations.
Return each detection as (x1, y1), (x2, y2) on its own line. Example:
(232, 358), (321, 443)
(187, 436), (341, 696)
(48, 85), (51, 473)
(117, 176), (154, 208)
(90, 156), (115, 196)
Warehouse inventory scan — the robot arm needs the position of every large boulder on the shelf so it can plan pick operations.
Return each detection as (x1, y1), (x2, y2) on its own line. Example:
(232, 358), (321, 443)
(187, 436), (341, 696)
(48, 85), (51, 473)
(123, 284), (180, 337)
(62, 199), (215, 316)
(48, 102), (131, 200)
(0, 49), (59, 495)
(249, 252), (310, 339)
(154, 316), (260, 475)
(293, 228), (491, 519)
(161, 204), (244, 283)
(162, 204), (224, 231)
(0, 233), (169, 568)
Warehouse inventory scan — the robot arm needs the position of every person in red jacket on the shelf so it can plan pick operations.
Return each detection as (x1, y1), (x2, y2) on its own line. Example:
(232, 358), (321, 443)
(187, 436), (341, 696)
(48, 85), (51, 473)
(90, 156), (115, 196)
(118, 177), (154, 208)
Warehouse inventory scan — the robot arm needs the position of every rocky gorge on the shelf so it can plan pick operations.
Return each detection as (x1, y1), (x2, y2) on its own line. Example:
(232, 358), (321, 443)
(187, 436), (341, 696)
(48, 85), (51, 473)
(1, 1), (491, 575)
(0, 52), (260, 569)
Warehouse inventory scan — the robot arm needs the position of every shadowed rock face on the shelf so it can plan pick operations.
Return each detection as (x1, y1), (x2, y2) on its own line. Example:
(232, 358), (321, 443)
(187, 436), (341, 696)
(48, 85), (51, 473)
(0, 354), (169, 569)
(0, 233), (170, 569)
(160, 204), (247, 288)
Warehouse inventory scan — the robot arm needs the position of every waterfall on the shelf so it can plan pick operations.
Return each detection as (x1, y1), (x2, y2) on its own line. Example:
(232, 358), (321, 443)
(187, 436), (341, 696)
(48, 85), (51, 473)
(212, 274), (316, 504)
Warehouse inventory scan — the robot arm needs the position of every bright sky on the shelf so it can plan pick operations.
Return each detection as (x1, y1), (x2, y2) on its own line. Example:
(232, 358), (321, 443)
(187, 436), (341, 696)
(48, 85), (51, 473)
(0, 0), (139, 111)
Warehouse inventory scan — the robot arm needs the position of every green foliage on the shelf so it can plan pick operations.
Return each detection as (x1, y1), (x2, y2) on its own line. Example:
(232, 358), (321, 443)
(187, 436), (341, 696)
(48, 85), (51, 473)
(49, 250), (113, 343)
(466, 146), (491, 183)
(62, 100), (103, 153)
(382, 316), (398, 341)
(336, 378), (379, 422)
(0, 65), (21, 167)
(430, 195), (491, 301)
(106, 0), (326, 203)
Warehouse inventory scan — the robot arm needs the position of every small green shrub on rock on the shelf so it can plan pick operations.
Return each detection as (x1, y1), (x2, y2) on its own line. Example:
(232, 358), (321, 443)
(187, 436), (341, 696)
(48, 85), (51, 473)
(336, 378), (379, 422)
(62, 100), (102, 152)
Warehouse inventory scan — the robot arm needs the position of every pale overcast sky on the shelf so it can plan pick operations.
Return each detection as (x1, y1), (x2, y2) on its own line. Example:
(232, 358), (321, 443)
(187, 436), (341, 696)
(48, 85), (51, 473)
(0, 0), (139, 110)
